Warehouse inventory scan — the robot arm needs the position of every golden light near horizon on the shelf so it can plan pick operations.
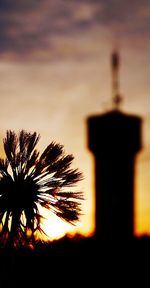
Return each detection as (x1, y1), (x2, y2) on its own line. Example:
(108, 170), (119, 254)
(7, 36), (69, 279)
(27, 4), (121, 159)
(0, 0), (150, 240)
(0, 54), (150, 241)
(135, 150), (150, 236)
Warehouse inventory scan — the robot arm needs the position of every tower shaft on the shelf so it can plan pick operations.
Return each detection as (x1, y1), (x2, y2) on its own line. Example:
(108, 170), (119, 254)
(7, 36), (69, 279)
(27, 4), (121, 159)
(87, 111), (142, 240)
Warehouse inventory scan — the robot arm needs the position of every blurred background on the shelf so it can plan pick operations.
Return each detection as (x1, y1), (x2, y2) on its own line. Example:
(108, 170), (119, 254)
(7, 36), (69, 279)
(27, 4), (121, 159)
(0, 0), (150, 240)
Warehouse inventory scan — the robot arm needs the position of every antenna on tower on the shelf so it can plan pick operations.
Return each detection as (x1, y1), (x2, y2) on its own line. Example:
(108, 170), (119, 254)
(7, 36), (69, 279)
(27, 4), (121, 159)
(111, 50), (123, 110)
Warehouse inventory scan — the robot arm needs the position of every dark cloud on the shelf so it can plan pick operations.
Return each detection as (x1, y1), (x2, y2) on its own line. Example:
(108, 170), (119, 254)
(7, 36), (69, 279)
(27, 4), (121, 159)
(0, 1), (71, 58)
(0, 0), (41, 11)
(0, 0), (149, 60)
(95, 0), (150, 28)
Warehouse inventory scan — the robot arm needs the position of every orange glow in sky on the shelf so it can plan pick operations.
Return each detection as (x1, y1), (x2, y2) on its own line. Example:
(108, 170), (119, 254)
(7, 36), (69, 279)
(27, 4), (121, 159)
(0, 55), (149, 240)
(0, 1), (150, 240)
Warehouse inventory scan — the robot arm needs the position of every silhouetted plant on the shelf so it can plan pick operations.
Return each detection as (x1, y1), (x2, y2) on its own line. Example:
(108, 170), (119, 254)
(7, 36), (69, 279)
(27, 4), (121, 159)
(0, 130), (83, 248)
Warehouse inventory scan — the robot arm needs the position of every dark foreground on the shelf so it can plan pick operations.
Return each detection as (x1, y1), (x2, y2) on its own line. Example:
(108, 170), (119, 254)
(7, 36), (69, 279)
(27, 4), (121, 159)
(0, 235), (150, 287)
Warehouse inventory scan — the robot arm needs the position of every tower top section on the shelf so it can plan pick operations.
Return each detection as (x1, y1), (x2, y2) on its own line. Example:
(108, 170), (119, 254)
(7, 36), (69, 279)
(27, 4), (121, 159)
(87, 111), (142, 155)
(111, 50), (123, 110)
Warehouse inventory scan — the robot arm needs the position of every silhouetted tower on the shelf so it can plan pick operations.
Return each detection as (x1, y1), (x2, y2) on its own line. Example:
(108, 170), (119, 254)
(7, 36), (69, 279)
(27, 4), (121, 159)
(87, 51), (142, 240)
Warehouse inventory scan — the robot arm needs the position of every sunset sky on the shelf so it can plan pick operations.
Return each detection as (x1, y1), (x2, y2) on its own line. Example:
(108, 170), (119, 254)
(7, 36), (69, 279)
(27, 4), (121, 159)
(0, 0), (150, 240)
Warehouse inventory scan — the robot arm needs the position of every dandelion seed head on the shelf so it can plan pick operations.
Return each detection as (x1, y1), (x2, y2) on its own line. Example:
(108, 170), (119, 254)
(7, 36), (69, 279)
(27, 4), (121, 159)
(0, 130), (84, 248)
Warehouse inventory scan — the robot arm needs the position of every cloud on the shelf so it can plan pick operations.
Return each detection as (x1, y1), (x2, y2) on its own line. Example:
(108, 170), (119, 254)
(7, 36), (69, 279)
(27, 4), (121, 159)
(0, 0), (102, 60)
(0, 0), (41, 11)
(0, 0), (149, 61)
(92, 0), (150, 38)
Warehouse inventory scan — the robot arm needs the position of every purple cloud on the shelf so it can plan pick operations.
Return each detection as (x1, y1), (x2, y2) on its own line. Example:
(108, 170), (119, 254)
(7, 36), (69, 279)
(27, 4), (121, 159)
(0, 0), (149, 60)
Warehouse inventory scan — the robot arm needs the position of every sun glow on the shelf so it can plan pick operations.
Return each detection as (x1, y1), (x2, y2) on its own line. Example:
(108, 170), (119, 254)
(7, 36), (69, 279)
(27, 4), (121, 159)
(40, 207), (95, 241)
